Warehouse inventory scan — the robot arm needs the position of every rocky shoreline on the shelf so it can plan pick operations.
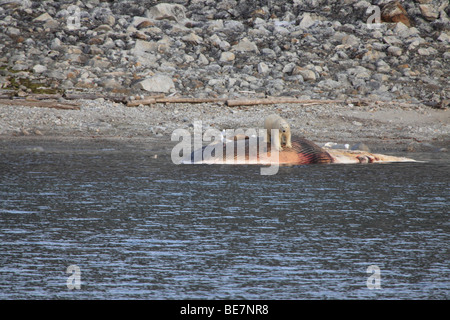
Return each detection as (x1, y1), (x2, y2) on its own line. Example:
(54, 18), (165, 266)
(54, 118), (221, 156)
(0, 0), (449, 153)
(1, 0), (449, 100)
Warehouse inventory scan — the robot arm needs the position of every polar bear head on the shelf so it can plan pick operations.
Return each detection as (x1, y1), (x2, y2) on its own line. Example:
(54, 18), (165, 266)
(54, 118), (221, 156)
(279, 121), (290, 133)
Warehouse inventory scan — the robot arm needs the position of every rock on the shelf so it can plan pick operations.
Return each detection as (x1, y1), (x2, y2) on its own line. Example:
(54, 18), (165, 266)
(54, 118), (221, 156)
(207, 20), (224, 31)
(33, 13), (54, 22)
(317, 79), (342, 89)
(354, 1), (371, 9)
(362, 49), (386, 62)
(437, 31), (450, 43)
(94, 24), (113, 33)
(407, 37), (426, 50)
(274, 24), (290, 36)
(198, 53), (209, 65)
(297, 69), (316, 82)
(376, 60), (391, 73)
(133, 75), (175, 93)
(130, 40), (158, 66)
(232, 37), (259, 52)
(14, 65), (30, 73)
(260, 48), (276, 59)
(208, 79), (225, 87)
(299, 13), (316, 29)
(419, 4), (439, 21)
(1, 0), (31, 9)
(32, 64), (47, 74)
(210, 34), (230, 50)
(223, 20), (245, 32)
(219, 51), (235, 62)
(383, 35), (402, 46)
(6, 26), (20, 37)
(417, 47), (438, 55)
(282, 63), (296, 74)
(255, 63), (268, 75)
(146, 3), (187, 23)
(182, 33), (203, 45)
(136, 20), (155, 29)
(92, 7), (116, 26)
(393, 22), (413, 38)
(381, 1), (411, 27)
(131, 16), (154, 28)
(342, 34), (360, 48)
(101, 78), (122, 90)
(347, 66), (371, 80)
(387, 45), (402, 56)
(50, 38), (62, 50)
(267, 79), (285, 94)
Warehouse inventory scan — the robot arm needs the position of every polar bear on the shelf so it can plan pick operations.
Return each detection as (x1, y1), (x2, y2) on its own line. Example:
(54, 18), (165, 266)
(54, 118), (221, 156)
(264, 114), (292, 150)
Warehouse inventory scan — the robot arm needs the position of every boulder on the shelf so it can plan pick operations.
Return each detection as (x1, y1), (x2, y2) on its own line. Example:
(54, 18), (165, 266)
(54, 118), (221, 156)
(133, 75), (175, 93)
(381, 1), (411, 27)
(219, 52), (235, 62)
(299, 13), (316, 29)
(232, 37), (259, 52)
(146, 3), (186, 23)
(419, 4), (439, 21)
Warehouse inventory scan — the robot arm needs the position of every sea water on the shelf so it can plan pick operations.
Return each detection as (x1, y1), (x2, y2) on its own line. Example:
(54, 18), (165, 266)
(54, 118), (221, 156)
(0, 140), (448, 299)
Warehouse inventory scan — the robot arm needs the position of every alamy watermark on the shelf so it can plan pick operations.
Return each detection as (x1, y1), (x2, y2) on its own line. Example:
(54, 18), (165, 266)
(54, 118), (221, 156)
(366, 5), (382, 29)
(66, 5), (81, 30)
(66, 264), (81, 290)
(366, 265), (382, 290)
(171, 121), (280, 175)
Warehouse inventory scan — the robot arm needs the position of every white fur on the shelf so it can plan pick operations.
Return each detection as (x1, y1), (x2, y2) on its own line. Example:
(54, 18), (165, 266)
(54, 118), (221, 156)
(264, 114), (292, 150)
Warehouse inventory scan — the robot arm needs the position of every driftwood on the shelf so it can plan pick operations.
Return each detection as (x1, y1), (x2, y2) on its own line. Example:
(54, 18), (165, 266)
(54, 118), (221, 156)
(127, 98), (157, 107)
(25, 93), (63, 100)
(125, 96), (424, 108)
(63, 93), (105, 100)
(156, 97), (227, 104)
(0, 99), (80, 110)
(125, 94), (166, 106)
(125, 97), (347, 107)
(226, 98), (345, 107)
(63, 93), (128, 104)
(126, 96), (227, 106)
(1, 92), (426, 110)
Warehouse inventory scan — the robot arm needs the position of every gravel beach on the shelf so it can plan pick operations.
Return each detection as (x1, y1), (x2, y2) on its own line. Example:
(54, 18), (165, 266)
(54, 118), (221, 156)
(0, 0), (449, 153)
(0, 99), (448, 154)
